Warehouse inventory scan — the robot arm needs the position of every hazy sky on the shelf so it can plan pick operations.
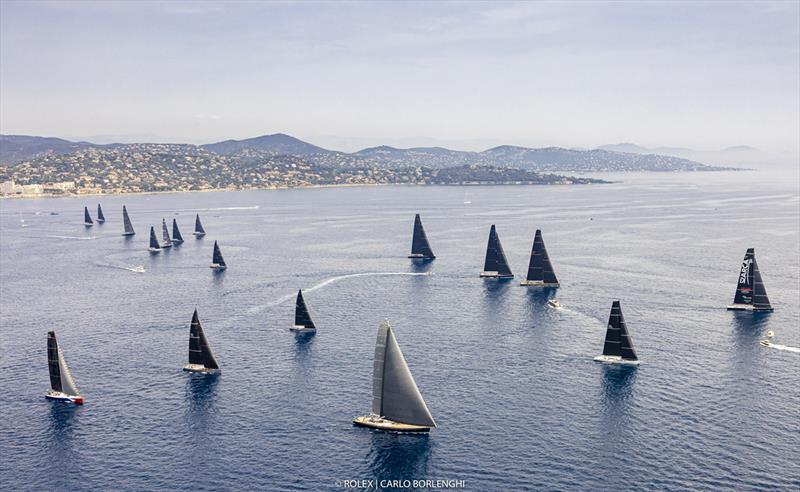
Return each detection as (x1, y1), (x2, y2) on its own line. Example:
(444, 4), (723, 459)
(1, 1), (798, 153)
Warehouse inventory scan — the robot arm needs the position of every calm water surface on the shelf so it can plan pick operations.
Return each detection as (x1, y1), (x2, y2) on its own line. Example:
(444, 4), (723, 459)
(1, 171), (798, 491)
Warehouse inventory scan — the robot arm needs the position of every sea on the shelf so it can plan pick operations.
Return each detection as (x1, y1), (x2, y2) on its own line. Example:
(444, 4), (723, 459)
(1, 170), (798, 491)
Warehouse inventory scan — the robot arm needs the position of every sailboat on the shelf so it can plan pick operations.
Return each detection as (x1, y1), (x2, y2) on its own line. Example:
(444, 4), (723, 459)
(479, 224), (513, 278)
(290, 290), (317, 332)
(354, 320), (436, 433)
(160, 219), (173, 248)
(96, 204), (106, 223)
(122, 205), (136, 236)
(172, 219), (184, 245)
(148, 226), (161, 253)
(183, 309), (220, 373)
(210, 241), (227, 270)
(83, 206), (93, 227)
(727, 248), (773, 312)
(593, 301), (640, 365)
(520, 229), (559, 287)
(193, 214), (206, 237)
(46, 331), (84, 404)
(408, 214), (436, 260)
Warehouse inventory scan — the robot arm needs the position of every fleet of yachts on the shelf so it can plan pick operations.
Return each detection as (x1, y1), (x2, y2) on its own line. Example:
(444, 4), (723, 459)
(45, 206), (777, 433)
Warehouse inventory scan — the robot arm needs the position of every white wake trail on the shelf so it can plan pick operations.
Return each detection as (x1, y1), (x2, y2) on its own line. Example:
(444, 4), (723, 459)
(47, 235), (97, 240)
(763, 343), (800, 354)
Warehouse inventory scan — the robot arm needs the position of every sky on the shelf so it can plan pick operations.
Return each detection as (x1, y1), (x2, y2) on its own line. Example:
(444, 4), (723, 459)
(1, 1), (798, 155)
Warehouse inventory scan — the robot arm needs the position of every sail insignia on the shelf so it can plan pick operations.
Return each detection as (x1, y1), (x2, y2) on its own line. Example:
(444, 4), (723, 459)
(97, 204), (105, 223)
(728, 248), (772, 311)
(172, 219), (184, 244)
(122, 205), (135, 236)
(293, 290), (316, 329)
(84, 206), (93, 226)
(194, 214), (206, 236)
(521, 229), (559, 287)
(480, 224), (513, 278)
(409, 214), (435, 259)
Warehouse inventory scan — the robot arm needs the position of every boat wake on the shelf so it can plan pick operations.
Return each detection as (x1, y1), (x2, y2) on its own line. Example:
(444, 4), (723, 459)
(46, 235), (97, 240)
(95, 261), (146, 273)
(763, 343), (800, 354)
(252, 272), (432, 312)
(183, 206), (259, 212)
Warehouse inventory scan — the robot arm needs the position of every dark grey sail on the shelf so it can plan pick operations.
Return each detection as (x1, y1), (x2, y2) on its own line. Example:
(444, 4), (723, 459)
(161, 218), (172, 247)
(730, 248), (772, 311)
(601, 301), (638, 361)
(211, 240), (226, 267)
(188, 309), (219, 370)
(409, 214), (435, 259)
(194, 214), (206, 236)
(47, 331), (80, 395)
(84, 206), (93, 225)
(172, 219), (184, 244)
(481, 224), (513, 277)
(149, 226), (160, 250)
(122, 205), (135, 236)
(371, 320), (436, 427)
(97, 204), (105, 223)
(294, 290), (316, 329)
(523, 229), (559, 286)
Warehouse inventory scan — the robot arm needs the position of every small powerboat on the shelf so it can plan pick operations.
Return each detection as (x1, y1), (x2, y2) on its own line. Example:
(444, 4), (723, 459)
(548, 299), (562, 309)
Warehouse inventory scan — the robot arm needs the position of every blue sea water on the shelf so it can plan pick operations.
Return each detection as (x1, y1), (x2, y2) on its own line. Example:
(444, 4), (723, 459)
(1, 171), (799, 491)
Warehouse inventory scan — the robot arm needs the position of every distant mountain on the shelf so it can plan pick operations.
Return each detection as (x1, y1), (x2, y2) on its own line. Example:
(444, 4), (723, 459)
(0, 135), (99, 165)
(598, 142), (761, 167)
(202, 133), (333, 155)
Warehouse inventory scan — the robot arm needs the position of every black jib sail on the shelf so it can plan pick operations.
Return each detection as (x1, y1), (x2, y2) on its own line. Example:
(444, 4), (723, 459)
(212, 241), (226, 267)
(47, 331), (62, 392)
(731, 248), (773, 311)
(601, 301), (638, 361)
(97, 204), (105, 223)
(523, 229), (559, 286)
(409, 214), (435, 259)
(294, 290), (316, 329)
(482, 225), (513, 277)
(84, 206), (93, 225)
(194, 214), (206, 236)
(149, 226), (160, 250)
(188, 309), (219, 370)
(172, 219), (184, 244)
(122, 206), (135, 236)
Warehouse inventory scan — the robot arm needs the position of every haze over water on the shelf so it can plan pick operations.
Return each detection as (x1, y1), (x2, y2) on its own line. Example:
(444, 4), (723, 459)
(1, 171), (798, 490)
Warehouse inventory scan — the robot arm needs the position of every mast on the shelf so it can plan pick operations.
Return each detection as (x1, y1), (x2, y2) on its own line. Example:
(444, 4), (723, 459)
(212, 241), (226, 267)
(602, 301), (637, 361)
(371, 321), (436, 427)
(149, 226), (161, 250)
(97, 204), (105, 222)
(188, 309), (219, 370)
(172, 219), (184, 243)
(194, 214), (206, 236)
(409, 214), (435, 259)
(122, 206), (135, 235)
(523, 229), (559, 286)
(294, 290), (316, 329)
(161, 218), (172, 246)
(84, 206), (93, 225)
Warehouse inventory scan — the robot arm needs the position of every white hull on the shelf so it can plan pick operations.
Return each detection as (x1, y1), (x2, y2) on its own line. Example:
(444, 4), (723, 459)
(593, 355), (640, 366)
(727, 304), (773, 312)
(290, 325), (316, 332)
(520, 280), (560, 287)
(84, 223), (93, 227)
(408, 254), (434, 260)
(210, 264), (227, 271)
(480, 271), (513, 279)
(193, 232), (205, 237)
(353, 415), (431, 433)
(161, 243), (172, 249)
(547, 300), (562, 309)
(183, 363), (219, 373)
(45, 390), (84, 404)
(149, 248), (161, 253)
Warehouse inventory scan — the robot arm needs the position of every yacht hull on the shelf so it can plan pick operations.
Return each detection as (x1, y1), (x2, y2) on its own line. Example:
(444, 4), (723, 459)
(210, 264), (227, 271)
(122, 232), (136, 237)
(45, 391), (84, 405)
(727, 304), (773, 312)
(182, 363), (219, 374)
(520, 280), (560, 287)
(480, 271), (513, 279)
(408, 254), (434, 260)
(193, 232), (205, 237)
(353, 416), (431, 433)
(290, 325), (316, 332)
(593, 355), (640, 366)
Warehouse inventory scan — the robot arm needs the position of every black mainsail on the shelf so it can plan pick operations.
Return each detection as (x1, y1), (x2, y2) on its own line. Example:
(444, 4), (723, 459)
(409, 214), (435, 259)
(47, 331), (81, 397)
(84, 206), (93, 226)
(371, 320), (436, 427)
(599, 301), (638, 362)
(97, 204), (105, 223)
(294, 290), (316, 329)
(122, 205), (135, 236)
(728, 248), (773, 311)
(160, 219), (172, 248)
(480, 224), (513, 278)
(149, 226), (161, 251)
(172, 219), (184, 244)
(194, 214), (206, 237)
(186, 309), (220, 371)
(211, 240), (226, 268)
(522, 229), (559, 287)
